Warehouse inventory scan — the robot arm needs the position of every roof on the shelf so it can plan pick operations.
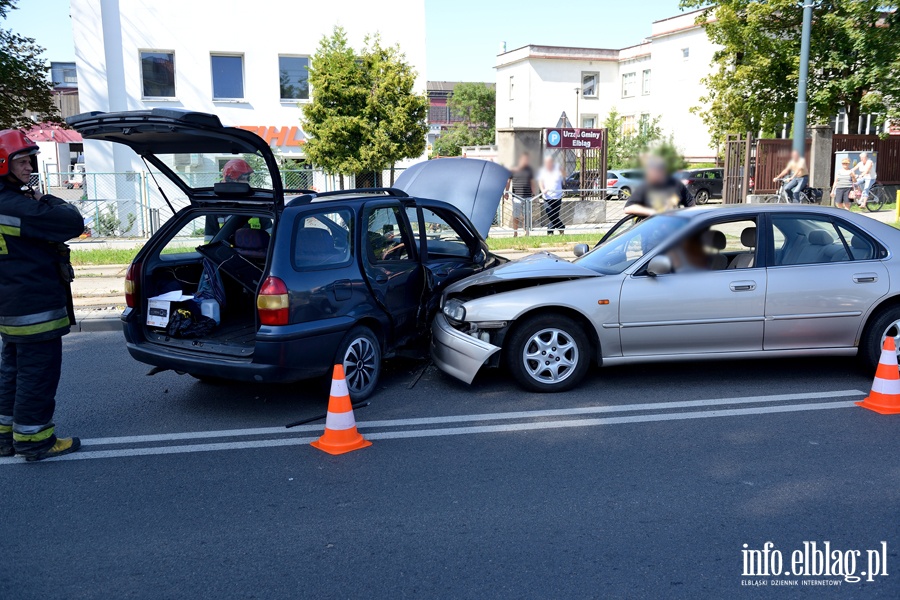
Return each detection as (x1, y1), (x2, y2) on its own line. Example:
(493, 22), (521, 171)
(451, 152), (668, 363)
(427, 81), (495, 93)
(24, 123), (82, 143)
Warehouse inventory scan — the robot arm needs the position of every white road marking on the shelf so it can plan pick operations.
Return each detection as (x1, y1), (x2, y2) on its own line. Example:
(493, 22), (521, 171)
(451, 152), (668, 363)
(80, 389), (864, 446)
(0, 398), (860, 465)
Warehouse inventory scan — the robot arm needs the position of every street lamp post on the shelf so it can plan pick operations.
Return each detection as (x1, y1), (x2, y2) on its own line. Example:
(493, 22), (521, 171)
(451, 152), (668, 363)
(792, 2), (814, 156)
(574, 87), (580, 127)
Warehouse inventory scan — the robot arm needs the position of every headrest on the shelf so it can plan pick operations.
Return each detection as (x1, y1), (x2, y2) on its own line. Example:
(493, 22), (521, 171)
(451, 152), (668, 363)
(808, 229), (833, 246)
(741, 227), (757, 248)
(850, 234), (870, 249)
(297, 228), (334, 252)
(701, 229), (726, 250)
(234, 227), (270, 250)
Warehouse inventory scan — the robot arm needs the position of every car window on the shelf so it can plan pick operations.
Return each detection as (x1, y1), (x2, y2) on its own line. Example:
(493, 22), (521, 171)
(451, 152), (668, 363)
(662, 219), (757, 273)
(835, 223), (878, 261)
(293, 209), (351, 269)
(771, 216), (856, 266)
(406, 207), (471, 259)
(575, 215), (689, 274)
(367, 207), (411, 262)
(160, 213), (272, 256)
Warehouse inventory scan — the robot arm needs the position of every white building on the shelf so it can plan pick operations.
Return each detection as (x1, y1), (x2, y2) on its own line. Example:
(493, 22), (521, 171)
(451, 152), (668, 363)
(70, 0), (427, 175)
(495, 9), (719, 162)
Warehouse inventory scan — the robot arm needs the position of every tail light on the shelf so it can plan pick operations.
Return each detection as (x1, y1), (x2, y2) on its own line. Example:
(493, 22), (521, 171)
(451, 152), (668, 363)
(257, 276), (289, 326)
(682, 179), (692, 186)
(607, 178), (618, 187)
(124, 262), (139, 308)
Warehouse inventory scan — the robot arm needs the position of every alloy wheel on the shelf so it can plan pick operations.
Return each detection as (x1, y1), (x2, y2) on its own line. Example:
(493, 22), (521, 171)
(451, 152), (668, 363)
(880, 319), (900, 360)
(343, 337), (378, 394)
(522, 328), (579, 384)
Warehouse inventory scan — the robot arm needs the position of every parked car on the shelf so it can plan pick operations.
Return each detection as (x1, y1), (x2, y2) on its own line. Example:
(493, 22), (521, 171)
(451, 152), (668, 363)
(675, 168), (724, 204)
(432, 205), (898, 392)
(68, 109), (509, 400)
(607, 169), (644, 199)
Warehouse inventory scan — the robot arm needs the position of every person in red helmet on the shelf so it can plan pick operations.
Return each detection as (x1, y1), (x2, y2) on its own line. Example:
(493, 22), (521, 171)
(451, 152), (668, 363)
(204, 158), (255, 240)
(0, 129), (86, 461)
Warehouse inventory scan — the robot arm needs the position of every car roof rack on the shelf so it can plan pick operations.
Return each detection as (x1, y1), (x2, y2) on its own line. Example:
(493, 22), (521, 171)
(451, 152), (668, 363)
(286, 187), (410, 207)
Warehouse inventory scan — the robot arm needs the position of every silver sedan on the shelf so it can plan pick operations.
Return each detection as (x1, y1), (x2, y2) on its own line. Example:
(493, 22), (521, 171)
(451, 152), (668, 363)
(432, 205), (900, 392)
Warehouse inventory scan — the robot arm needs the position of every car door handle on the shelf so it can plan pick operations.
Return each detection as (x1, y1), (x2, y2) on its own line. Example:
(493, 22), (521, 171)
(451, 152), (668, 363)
(853, 273), (878, 283)
(730, 281), (756, 292)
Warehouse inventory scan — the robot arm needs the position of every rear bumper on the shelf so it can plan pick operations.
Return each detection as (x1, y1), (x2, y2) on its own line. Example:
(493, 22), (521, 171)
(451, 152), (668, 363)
(430, 314), (500, 384)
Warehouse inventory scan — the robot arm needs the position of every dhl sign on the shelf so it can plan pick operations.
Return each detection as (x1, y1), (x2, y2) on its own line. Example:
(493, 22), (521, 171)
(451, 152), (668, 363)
(237, 125), (306, 147)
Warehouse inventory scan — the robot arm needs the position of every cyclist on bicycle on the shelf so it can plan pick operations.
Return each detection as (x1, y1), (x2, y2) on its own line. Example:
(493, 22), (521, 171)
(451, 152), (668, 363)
(773, 150), (808, 203)
(851, 151), (876, 208)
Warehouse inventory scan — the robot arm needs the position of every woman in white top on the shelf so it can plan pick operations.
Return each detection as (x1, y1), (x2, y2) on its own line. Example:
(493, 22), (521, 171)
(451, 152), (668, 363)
(852, 152), (876, 207)
(830, 158), (856, 210)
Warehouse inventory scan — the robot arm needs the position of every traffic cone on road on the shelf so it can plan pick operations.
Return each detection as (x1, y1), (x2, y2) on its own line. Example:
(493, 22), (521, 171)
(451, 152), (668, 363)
(311, 365), (372, 455)
(857, 337), (900, 415)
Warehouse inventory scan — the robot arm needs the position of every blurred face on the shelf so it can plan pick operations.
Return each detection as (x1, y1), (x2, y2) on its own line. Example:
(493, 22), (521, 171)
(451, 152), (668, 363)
(646, 164), (666, 184)
(544, 157), (555, 171)
(860, 152), (868, 162)
(842, 160), (850, 169)
(9, 155), (33, 182)
(518, 154), (529, 168)
(791, 150), (800, 162)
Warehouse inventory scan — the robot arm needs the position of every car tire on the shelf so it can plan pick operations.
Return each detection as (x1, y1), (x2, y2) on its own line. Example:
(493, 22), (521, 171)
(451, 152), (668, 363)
(335, 326), (382, 401)
(859, 306), (900, 372)
(506, 314), (591, 393)
(695, 189), (710, 204)
(619, 187), (631, 199)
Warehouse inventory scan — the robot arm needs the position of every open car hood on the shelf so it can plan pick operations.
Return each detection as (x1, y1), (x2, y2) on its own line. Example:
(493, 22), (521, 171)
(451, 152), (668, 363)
(67, 108), (283, 207)
(445, 252), (599, 295)
(394, 158), (510, 238)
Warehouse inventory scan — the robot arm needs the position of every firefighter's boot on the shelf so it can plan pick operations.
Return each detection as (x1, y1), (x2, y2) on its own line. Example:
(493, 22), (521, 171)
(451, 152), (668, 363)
(24, 437), (80, 462)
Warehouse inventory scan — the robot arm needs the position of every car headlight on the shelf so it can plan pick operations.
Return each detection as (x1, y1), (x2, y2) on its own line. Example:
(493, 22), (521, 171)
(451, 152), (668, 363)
(442, 298), (466, 322)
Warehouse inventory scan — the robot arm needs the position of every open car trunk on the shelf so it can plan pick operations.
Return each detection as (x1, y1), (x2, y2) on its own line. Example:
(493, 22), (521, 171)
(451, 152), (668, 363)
(140, 210), (274, 358)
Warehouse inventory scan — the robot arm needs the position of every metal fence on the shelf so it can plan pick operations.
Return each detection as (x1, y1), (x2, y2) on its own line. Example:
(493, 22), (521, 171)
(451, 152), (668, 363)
(493, 189), (625, 238)
(42, 168), (405, 238)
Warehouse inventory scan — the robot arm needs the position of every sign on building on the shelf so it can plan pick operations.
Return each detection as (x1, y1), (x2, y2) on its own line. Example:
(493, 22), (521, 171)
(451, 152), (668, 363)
(544, 128), (606, 150)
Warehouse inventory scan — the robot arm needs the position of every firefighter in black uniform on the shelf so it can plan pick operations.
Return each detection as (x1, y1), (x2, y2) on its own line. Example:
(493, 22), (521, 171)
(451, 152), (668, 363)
(0, 130), (85, 461)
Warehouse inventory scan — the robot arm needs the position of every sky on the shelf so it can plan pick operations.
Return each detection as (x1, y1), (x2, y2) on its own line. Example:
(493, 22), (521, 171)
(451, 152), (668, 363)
(4, 0), (689, 82)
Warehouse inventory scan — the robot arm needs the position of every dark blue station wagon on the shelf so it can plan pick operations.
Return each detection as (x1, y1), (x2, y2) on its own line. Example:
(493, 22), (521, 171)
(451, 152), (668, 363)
(68, 109), (509, 399)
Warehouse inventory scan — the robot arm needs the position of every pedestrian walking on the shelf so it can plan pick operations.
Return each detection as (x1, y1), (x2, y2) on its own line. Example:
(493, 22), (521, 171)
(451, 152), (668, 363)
(0, 130), (85, 461)
(852, 151), (876, 209)
(773, 149), (809, 203)
(538, 156), (565, 235)
(504, 153), (536, 237)
(830, 158), (856, 210)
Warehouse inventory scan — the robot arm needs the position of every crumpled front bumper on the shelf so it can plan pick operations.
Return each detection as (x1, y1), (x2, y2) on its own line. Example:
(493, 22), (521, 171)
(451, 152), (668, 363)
(431, 313), (501, 384)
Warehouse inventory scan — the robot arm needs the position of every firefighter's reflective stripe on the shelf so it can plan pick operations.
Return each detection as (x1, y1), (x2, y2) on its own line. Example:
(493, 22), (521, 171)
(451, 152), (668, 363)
(0, 214), (21, 256)
(0, 233), (7, 255)
(13, 425), (54, 443)
(0, 308), (69, 337)
(0, 414), (12, 426)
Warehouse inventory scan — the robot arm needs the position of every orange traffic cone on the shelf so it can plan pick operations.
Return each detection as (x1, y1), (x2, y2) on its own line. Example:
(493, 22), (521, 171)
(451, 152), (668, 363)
(857, 337), (900, 415)
(311, 365), (372, 455)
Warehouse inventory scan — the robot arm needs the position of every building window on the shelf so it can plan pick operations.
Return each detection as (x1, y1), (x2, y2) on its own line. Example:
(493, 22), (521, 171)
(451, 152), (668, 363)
(279, 56), (310, 100)
(509, 117), (514, 128)
(621, 115), (635, 136)
(621, 72), (636, 98)
(642, 69), (651, 95)
(509, 76), (514, 100)
(581, 115), (597, 129)
(682, 47), (690, 60)
(140, 51), (175, 98)
(211, 54), (244, 100)
(639, 113), (650, 134)
(582, 72), (598, 98)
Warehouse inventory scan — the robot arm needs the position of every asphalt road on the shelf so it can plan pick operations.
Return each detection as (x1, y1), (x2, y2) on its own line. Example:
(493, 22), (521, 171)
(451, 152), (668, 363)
(1, 332), (898, 599)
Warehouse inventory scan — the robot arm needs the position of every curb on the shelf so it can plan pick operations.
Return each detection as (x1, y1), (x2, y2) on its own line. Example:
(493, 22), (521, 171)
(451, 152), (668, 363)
(74, 313), (123, 333)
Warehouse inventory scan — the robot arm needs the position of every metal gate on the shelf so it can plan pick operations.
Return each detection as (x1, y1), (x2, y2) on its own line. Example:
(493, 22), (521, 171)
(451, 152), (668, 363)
(723, 132), (752, 204)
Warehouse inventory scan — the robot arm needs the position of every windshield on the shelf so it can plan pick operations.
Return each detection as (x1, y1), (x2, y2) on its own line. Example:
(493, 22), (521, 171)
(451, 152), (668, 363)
(574, 215), (689, 274)
(151, 151), (274, 190)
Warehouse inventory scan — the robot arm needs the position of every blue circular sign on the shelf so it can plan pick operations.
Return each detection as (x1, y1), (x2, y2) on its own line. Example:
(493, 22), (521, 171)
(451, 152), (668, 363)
(547, 130), (560, 146)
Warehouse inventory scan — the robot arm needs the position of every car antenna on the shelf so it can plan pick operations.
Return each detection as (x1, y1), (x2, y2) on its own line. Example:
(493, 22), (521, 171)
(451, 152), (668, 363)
(141, 157), (176, 215)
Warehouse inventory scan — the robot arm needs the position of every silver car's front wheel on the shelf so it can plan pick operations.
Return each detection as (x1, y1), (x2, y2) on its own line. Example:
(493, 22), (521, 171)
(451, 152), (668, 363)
(507, 315), (591, 393)
(522, 328), (579, 384)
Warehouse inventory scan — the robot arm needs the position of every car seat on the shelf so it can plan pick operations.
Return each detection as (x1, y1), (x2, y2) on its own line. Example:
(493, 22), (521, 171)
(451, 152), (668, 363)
(295, 227), (344, 267)
(727, 227), (756, 269)
(233, 227), (270, 261)
(701, 230), (728, 270)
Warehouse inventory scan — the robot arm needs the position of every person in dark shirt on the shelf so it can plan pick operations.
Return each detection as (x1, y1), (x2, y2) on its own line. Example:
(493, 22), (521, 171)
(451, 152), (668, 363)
(504, 152), (536, 237)
(624, 156), (694, 218)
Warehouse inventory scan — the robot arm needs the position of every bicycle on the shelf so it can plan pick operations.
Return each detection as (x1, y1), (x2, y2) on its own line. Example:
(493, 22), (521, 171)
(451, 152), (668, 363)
(764, 177), (817, 204)
(851, 180), (890, 212)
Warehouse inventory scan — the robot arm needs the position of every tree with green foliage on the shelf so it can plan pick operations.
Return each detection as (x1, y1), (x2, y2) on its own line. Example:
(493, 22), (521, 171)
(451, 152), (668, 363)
(359, 35), (428, 184)
(603, 107), (668, 169)
(0, 0), (62, 128)
(302, 27), (428, 187)
(432, 82), (495, 157)
(679, 0), (900, 144)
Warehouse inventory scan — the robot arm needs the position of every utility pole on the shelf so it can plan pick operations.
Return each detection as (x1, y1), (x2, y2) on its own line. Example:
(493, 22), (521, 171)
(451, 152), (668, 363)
(792, 2), (814, 156)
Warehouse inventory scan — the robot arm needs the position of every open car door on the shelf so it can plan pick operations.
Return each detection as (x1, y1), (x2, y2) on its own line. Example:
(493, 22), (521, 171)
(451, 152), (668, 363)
(394, 158), (510, 239)
(67, 108), (283, 210)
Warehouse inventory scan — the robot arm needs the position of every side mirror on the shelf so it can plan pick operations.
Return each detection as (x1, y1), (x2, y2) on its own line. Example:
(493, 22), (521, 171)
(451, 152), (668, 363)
(573, 243), (590, 258)
(646, 255), (673, 277)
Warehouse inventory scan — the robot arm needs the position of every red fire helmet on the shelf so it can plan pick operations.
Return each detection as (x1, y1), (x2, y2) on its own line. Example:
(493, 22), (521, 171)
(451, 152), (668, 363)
(0, 129), (40, 177)
(222, 158), (254, 182)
